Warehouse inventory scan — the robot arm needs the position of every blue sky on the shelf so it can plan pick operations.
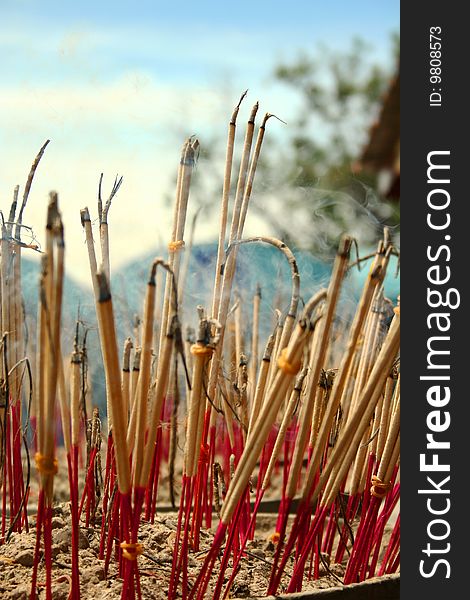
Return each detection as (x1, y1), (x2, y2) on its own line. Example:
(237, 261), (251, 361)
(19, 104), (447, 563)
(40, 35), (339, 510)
(2, 1), (398, 84)
(0, 0), (399, 284)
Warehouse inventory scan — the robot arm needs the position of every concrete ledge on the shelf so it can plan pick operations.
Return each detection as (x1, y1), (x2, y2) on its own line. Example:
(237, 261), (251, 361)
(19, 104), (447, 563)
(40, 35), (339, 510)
(233, 574), (400, 600)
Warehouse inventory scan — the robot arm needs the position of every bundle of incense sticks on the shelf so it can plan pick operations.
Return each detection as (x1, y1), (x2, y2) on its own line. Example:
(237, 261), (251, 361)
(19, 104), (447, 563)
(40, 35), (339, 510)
(1, 141), (49, 546)
(0, 95), (400, 600)
(30, 193), (65, 600)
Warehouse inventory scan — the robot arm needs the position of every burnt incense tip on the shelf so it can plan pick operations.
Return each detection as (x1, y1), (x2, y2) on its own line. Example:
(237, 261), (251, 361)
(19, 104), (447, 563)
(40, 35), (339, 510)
(338, 235), (353, 257)
(255, 283), (262, 298)
(133, 347), (142, 370)
(148, 261), (158, 286)
(238, 89), (249, 106)
(46, 191), (59, 228)
(12, 184), (19, 200)
(260, 112), (274, 128)
(55, 218), (65, 246)
(71, 348), (81, 364)
(294, 366), (309, 391)
(376, 238), (386, 255)
(96, 271), (111, 303)
(80, 207), (91, 227)
(168, 314), (182, 339)
(123, 337), (133, 371)
(264, 113), (287, 127)
(180, 140), (197, 167)
(263, 334), (276, 360)
(248, 102), (260, 123)
(383, 226), (391, 247)
(230, 89), (249, 124)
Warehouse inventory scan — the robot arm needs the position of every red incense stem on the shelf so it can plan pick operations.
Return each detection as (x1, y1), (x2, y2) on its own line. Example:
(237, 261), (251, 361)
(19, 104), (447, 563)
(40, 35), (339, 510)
(267, 496), (296, 594)
(286, 506), (329, 593)
(222, 490), (266, 599)
(378, 514), (400, 576)
(187, 522), (227, 600)
(67, 447), (81, 600)
(211, 497), (246, 600)
(30, 489), (45, 600)
(334, 493), (360, 564)
(99, 433), (114, 558)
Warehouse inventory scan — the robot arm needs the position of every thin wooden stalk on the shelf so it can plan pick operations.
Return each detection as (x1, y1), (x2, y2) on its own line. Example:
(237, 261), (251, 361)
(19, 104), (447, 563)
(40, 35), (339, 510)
(346, 293), (389, 496)
(233, 293), (243, 368)
(69, 343), (81, 600)
(348, 288), (387, 422)
(338, 337), (363, 427)
(11, 142), (50, 474)
(42, 194), (64, 498)
(300, 241), (388, 505)
(168, 356), (180, 509)
(236, 113), (278, 240)
(317, 310), (401, 508)
(370, 387), (385, 460)
(179, 207), (200, 315)
(247, 333), (275, 439)
(14, 140), (50, 242)
(281, 312), (399, 594)
(249, 284), (261, 396)
(184, 317), (218, 478)
(158, 139), (197, 363)
(98, 173), (123, 284)
(11, 248), (23, 416)
(375, 376), (400, 486)
(219, 372), (236, 452)
(219, 288), (326, 525)
(140, 321), (174, 488)
(189, 292), (324, 600)
(210, 91), (247, 322)
(205, 103), (259, 411)
(242, 237), (301, 359)
(70, 335), (82, 450)
(56, 344), (71, 456)
(35, 255), (47, 464)
(285, 236), (352, 503)
(308, 363), (334, 456)
(130, 348), (141, 413)
(153, 269), (164, 358)
(262, 367), (308, 491)
(80, 208), (99, 300)
(133, 261), (159, 489)
(96, 273), (130, 495)
(220, 367), (308, 600)
(121, 338), (133, 423)
(80, 207), (112, 433)
(31, 193), (64, 600)
(236, 354), (249, 438)
(344, 376), (400, 584)
(265, 310), (283, 393)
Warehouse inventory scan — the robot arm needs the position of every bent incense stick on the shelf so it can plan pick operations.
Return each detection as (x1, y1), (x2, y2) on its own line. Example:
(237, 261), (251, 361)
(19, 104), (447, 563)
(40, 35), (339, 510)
(31, 193), (64, 600)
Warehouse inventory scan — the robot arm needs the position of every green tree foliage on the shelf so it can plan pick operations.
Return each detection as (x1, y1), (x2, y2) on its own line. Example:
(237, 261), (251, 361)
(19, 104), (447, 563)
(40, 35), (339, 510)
(252, 36), (399, 256)
(185, 36), (399, 258)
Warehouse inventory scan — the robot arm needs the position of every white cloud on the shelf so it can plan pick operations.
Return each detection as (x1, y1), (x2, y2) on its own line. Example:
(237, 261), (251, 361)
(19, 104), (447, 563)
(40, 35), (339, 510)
(0, 73), (278, 287)
(0, 18), (395, 288)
